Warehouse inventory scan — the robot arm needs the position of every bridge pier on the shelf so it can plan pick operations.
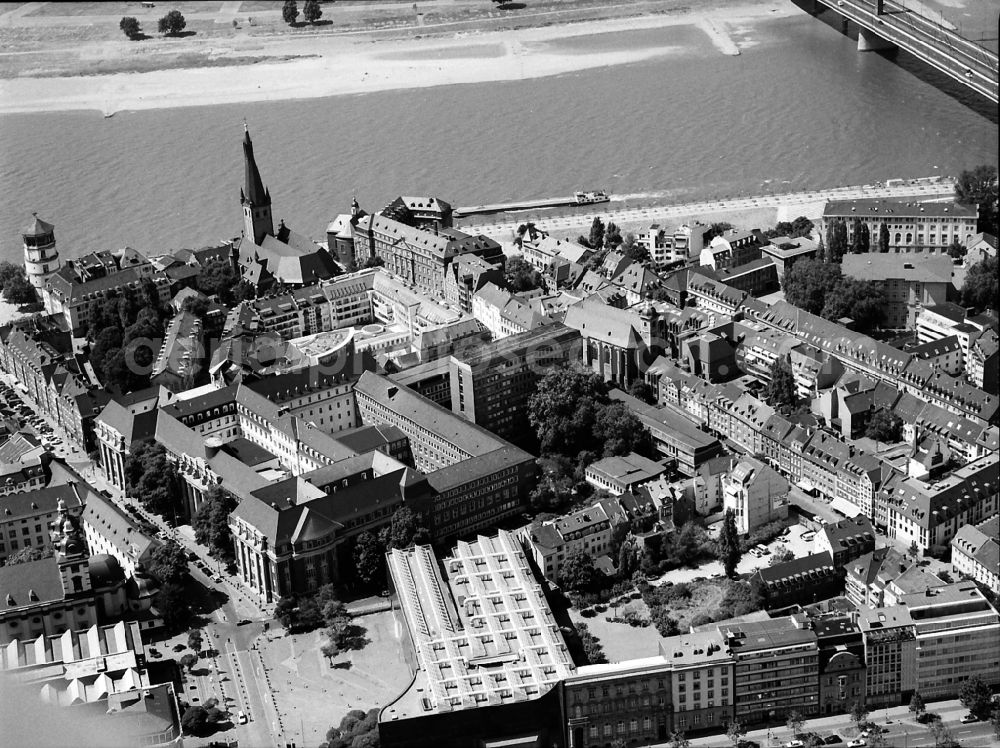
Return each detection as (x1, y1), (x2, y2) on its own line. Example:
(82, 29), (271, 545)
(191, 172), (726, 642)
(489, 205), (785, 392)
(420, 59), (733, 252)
(858, 28), (897, 52)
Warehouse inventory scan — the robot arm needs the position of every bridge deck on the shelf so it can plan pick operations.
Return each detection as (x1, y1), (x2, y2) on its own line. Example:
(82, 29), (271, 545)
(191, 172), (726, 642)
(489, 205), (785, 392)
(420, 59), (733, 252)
(818, 0), (998, 103)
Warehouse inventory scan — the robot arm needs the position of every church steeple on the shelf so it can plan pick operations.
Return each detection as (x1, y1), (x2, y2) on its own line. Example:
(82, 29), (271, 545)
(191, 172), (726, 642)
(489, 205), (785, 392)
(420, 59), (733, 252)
(241, 124), (273, 245)
(51, 494), (91, 598)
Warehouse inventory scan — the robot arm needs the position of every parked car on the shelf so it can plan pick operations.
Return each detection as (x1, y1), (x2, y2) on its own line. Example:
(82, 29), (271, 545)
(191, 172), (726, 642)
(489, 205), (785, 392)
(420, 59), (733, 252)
(824, 736), (843, 744)
(960, 713), (978, 724)
(784, 740), (804, 748)
(737, 741), (760, 748)
(846, 740), (865, 748)
(237, 711), (247, 724)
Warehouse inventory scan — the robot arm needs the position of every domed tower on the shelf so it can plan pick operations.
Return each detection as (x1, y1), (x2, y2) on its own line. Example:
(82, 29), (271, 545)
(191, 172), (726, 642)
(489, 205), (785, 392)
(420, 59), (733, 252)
(126, 562), (160, 614)
(240, 125), (273, 245)
(50, 496), (92, 598)
(22, 213), (61, 290)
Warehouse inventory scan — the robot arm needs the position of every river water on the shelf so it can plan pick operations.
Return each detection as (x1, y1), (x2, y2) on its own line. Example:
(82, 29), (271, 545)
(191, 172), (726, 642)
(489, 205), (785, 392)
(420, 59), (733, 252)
(0, 8), (996, 261)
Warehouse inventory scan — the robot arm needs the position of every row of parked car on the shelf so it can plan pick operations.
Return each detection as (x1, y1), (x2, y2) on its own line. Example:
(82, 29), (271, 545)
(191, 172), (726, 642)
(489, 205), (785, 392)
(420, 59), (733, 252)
(0, 380), (66, 452)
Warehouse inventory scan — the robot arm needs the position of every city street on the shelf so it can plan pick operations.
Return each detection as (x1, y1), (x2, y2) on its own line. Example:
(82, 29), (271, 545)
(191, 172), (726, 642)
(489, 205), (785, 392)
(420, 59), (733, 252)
(685, 699), (999, 747)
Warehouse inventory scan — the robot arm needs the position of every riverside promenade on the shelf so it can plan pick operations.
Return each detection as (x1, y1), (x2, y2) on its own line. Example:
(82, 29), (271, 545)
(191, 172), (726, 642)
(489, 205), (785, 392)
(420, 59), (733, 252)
(458, 176), (958, 240)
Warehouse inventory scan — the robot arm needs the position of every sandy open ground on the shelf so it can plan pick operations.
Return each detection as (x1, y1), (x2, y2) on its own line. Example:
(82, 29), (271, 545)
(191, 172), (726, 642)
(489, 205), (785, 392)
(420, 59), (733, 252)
(0, 1), (795, 115)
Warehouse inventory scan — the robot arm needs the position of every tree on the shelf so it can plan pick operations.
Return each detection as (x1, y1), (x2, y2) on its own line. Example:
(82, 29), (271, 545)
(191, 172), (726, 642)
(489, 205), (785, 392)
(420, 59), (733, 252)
(282, 0), (299, 24)
(865, 408), (903, 442)
(945, 240), (966, 260)
(961, 256), (998, 311)
(528, 364), (607, 457)
(154, 581), (191, 630)
(187, 629), (204, 654)
(909, 691), (926, 718)
(621, 233), (649, 263)
(119, 16), (141, 40)
(718, 509), (742, 578)
(617, 537), (638, 580)
(3, 273), (36, 305)
(668, 731), (690, 748)
(927, 716), (958, 748)
(135, 448), (182, 520)
(820, 278), (886, 333)
(5, 545), (53, 565)
(588, 217), (605, 252)
(770, 546), (794, 565)
(706, 222), (733, 241)
(275, 596), (298, 630)
(320, 640), (340, 662)
(786, 710), (805, 738)
(849, 701), (869, 732)
(604, 222), (623, 250)
(726, 719), (746, 748)
(379, 506), (429, 551)
(826, 218), (849, 263)
(627, 379), (656, 404)
(505, 255), (542, 293)
(0, 261), (24, 288)
(192, 486), (238, 563)
(959, 674), (993, 717)
(955, 164), (998, 234)
(353, 531), (384, 588)
(851, 218), (870, 253)
(179, 653), (198, 672)
(559, 550), (598, 594)
(322, 708), (380, 748)
(197, 259), (238, 302)
(302, 0), (323, 24)
(878, 222), (890, 253)
(764, 357), (797, 411)
(181, 704), (209, 735)
(148, 541), (189, 585)
(576, 623), (606, 664)
(594, 400), (655, 459)
(781, 257), (843, 315)
(158, 9), (186, 36)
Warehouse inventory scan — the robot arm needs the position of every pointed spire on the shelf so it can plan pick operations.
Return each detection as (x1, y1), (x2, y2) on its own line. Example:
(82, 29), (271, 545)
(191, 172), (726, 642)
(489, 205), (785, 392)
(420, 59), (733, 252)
(242, 124), (269, 207)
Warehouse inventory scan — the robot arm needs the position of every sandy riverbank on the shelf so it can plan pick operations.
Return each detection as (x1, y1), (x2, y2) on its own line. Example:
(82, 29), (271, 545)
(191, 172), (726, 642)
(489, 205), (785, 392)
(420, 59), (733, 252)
(0, 2), (795, 116)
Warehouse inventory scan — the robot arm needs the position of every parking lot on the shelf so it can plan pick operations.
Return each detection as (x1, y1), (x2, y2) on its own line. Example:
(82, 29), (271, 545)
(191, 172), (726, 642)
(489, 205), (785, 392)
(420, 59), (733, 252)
(651, 519), (818, 587)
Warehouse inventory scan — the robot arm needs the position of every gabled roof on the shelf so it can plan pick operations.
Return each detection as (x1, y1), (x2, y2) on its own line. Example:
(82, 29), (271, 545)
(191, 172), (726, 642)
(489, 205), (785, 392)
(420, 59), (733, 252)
(0, 556), (64, 610)
(563, 298), (642, 349)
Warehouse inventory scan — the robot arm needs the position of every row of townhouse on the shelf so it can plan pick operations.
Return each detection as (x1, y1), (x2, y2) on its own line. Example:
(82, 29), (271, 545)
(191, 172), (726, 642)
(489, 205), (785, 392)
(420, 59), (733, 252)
(645, 356), (999, 550)
(736, 298), (996, 426)
(0, 321), (110, 450)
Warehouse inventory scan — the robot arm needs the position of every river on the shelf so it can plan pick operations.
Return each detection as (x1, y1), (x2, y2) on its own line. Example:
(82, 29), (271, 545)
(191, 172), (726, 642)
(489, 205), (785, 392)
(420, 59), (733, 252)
(0, 7), (996, 261)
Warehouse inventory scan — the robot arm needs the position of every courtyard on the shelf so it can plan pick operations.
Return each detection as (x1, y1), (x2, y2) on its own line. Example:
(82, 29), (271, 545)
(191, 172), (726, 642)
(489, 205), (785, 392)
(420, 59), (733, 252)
(255, 608), (414, 746)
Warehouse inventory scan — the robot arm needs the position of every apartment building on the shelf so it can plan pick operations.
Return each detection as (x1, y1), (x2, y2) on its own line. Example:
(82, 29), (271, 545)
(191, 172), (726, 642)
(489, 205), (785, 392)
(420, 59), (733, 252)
(585, 453), (666, 496)
(881, 454), (998, 551)
(353, 204), (503, 297)
(517, 498), (621, 583)
(0, 432), (49, 495)
(901, 582), (1000, 699)
(951, 516), (1000, 595)
(749, 552), (842, 610)
(449, 324), (580, 447)
(815, 515), (876, 568)
(857, 605), (917, 708)
(840, 253), (952, 329)
(721, 615), (821, 725)
(821, 198), (978, 253)
(814, 616), (866, 715)
(722, 456), (789, 536)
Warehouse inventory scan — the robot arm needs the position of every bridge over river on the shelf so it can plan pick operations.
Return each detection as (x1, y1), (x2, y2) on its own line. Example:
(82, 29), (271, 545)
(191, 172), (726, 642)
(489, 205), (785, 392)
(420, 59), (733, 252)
(813, 0), (998, 103)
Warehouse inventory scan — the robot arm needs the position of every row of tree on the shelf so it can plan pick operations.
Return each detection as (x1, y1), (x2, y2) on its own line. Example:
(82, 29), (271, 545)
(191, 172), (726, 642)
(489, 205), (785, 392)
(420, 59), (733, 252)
(120, 10), (186, 41)
(283, 0), (326, 25)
